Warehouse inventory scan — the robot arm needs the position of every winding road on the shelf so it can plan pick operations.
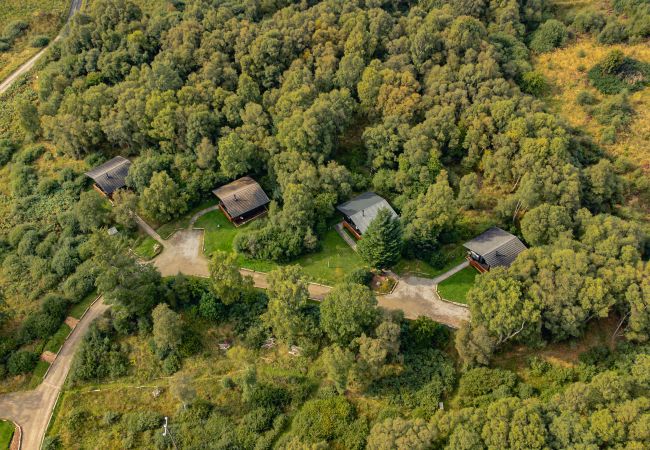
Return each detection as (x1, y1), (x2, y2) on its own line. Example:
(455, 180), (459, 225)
(0, 297), (109, 450)
(0, 0), (83, 95)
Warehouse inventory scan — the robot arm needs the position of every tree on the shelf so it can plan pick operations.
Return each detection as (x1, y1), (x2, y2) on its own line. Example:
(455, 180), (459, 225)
(530, 19), (567, 53)
(111, 189), (138, 230)
(357, 208), (403, 269)
(208, 251), (253, 305)
(521, 203), (572, 246)
(457, 173), (480, 209)
(195, 137), (217, 170)
(76, 190), (111, 232)
(455, 321), (496, 367)
(152, 303), (183, 355)
(366, 418), (436, 450)
(320, 282), (378, 346)
(322, 345), (355, 394)
(139, 171), (185, 223)
(16, 99), (41, 139)
(263, 266), (310, 343)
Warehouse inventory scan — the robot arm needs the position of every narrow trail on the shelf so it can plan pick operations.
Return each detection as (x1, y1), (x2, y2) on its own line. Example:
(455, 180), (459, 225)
(0, 297), (109, 450)
(0, 0), (83, 95)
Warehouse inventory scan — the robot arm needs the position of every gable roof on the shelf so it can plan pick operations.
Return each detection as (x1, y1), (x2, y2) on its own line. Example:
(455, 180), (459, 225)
(463, 227), (527, 268)
(336, 192), (399, 235)
(84, 156), (131, 195)
(213, 176), (270, 218)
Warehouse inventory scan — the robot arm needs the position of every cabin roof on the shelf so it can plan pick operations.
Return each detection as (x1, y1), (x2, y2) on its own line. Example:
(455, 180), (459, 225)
(84, 156), (131, 195)
(336, 192), (398, 235)
(213, 176), (270, 218)
(463, 227), (527, 268)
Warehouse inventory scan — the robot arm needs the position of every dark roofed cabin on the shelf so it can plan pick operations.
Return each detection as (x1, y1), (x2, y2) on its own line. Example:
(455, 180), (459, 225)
(464, 227), (527, 273)
(84, 156), (132, 198)
(213, 176), (270, 226)
(336, 192), (399, 240)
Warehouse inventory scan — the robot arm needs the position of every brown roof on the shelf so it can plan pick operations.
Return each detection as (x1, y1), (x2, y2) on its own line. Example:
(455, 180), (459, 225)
(213, 176), (270, 218)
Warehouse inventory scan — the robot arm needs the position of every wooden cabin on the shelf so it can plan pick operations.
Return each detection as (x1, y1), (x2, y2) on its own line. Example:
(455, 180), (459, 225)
(336, 192), (399, 239)
(84, 156), (132, 198)
(213, 176), (270, 226)
(464, 227), (527, 273)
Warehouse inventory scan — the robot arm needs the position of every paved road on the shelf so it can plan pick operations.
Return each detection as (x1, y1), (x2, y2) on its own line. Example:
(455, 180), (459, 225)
(0, 297), (109, 450)
(0, 0), (83, 95)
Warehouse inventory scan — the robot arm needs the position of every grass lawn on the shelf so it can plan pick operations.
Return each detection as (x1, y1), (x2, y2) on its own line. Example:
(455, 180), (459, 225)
(155, 198), (217, 239)
(437, 267), (477, 304)
(44, 324), (71, 354)
(27, 359), (50, 389)
(69, 291), (98, 319)
(132, 235), (161, 260)
(394, 243), (466, 279)
(0, 420), (14, 450)
(196, 210), (365, 285)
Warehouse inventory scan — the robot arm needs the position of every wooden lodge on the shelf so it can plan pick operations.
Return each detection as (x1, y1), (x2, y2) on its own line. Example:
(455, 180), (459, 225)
(212, 176), (270, 226)
(463, 227), (527, 273)
(336, 192), (399, 239)
(84, 156), (132, 198)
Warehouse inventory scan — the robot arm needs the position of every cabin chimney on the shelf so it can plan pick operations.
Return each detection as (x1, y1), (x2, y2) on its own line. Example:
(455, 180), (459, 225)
(234, 193), (238, 201)
(362, 209), (365, 216)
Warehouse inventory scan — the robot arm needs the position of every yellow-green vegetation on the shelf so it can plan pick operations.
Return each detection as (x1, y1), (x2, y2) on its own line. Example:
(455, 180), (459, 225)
(44, 323), (71, 354)
(0, 0), (69, 81)
(27, 359), (50, 389)
(69, 291), (98, 320)
(132, 235), (161, 260)
(437, 267), (477, 304)
(0, 420), (14, 450)
(197, 210), (366, 285)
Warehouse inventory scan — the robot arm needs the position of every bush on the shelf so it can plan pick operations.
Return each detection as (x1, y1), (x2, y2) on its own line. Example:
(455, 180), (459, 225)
(104, 411), (121, 425)
(42, 436), (61, 450)
(7, 351), (38, 375)
(122, 411), (162, 434)
(520, 71), (549, 96)
(19, 313), (61, 342)
(597, 21), (629, 44)
(42, 294), (69, 320)
(457, 367), (518, 407)
(3, 20), (28, 42)
(0, 41), (10, 52)
(572, 10), (606, 34)
(579, 345), (612, 366)
(588, 53), (650, 94)
(0, 139), (16, 167)
(344, 267), (373, 286)
(407, 316), (450, 350)
(290, 396), (355, 444)
(31, 35), (50, 48)
(530, 19), (568, 53)
(576, 90), (597, 106)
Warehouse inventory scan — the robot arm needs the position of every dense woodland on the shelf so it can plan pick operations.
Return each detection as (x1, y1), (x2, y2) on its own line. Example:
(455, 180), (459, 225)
(0, 0), (648, 448)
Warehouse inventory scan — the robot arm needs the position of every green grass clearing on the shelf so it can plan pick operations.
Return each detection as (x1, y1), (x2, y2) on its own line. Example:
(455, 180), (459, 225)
(0, 420), (14, 450)
(155, 198), (217, 239)
(27, 359), (50, 389)
(196, 210), (365, 285)
(44, 324), (71, 354)
(69, 291), (98, 319)
(394, 248), (465, 279)
(132, 235), (161, 260)
(437, 267), (478, 304)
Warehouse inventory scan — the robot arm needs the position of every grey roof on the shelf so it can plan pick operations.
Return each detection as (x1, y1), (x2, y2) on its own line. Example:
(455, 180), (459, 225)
(336, 192), (398, 235)
(463, 227), (527, 268)
(84, 156), (131, 195)
(213, 176), (270, 218)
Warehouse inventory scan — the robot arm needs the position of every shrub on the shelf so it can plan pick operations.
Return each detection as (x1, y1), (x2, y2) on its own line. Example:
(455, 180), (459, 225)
(104, 411), (121, 425)
(42, 294), (69, 320)
(572, 10), (606, 34)
(407, 316), (450, 350)
(290, 396), (355, 443)
(31, 35), (50, 48)
(122, 411), (162, 434)
(576, 90), (597, 106)
(0, 41), (10, 52)
(7, 351), (38, 375)
(588, 52), (650, 94)
(520, 71), (549, 96)
(19, 313), (61, 342)
(457, 367), (518, 407)
(592, 93), (633, 132)
(42, 436), (61, 450)
(0, 139), (16, 167)
(344, 267), (373, 286)
(597, 21), (629, 44)
(579, 345), (612, 366)
(3, 20), (28, 41)
(530, 19), (568, 53)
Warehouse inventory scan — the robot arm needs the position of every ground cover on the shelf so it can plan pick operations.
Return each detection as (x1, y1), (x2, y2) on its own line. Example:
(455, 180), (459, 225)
(132, 235), (161, 260)
(154, 198), (216, 239)
(0, 420), (14, 450)
(437, 267), (477, 304)
(0, 0), (69, 81)
(69, 291), (98, 320)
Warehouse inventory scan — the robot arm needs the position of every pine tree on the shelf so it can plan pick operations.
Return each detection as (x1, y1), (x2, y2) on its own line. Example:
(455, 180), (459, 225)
(357, 208), (402, 268)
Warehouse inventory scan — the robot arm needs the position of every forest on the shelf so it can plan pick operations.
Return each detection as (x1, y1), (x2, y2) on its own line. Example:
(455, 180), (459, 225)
(0, 0), (648, 448)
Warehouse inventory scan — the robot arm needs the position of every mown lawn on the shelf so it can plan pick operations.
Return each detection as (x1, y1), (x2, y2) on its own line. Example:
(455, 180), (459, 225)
(69, 291), (98, 319)
(196, 210), (365, 285)
(132, 235), (161, 260)
(437, 267), (478, 304)
(0, 420), (14, 450)
(155, 198), (217, 239)
(27, 359), (50, 389)
(44, 324), (71, 354)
